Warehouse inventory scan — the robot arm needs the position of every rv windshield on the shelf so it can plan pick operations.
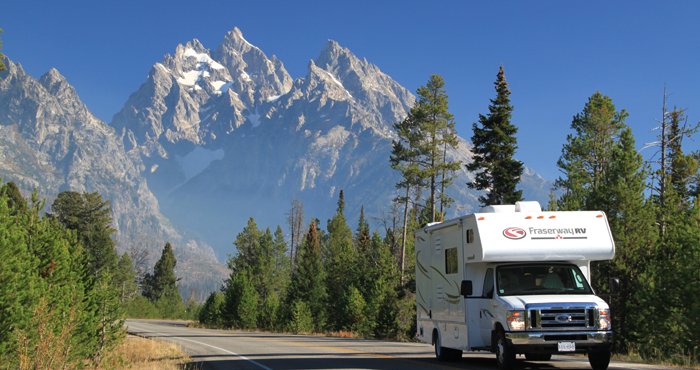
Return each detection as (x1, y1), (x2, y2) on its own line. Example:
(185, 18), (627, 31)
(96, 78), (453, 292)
(496, 264), (593, 296)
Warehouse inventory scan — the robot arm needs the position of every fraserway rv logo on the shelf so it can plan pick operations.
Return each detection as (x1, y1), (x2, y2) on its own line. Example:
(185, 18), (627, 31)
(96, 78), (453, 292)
(502, 226), (589, 240)
(503, 227), (526, 240)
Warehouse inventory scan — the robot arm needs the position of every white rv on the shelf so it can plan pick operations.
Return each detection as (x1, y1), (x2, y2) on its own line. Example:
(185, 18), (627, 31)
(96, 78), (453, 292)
(415, 201), (614, 370)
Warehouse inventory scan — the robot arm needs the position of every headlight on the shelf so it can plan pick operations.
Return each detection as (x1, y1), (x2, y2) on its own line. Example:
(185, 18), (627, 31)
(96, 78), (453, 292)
(507, 310), (526, 331)
(598, 308), (611, 330)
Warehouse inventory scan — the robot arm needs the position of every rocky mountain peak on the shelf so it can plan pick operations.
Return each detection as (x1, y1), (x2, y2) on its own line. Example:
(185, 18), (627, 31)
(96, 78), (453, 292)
(180, 38), (208, 54)
(307, 40), (415, 132)
(38, 67), (90, 119)
(39, 68), (73, 96)
(316, 39), (355, 68)
(214, 27), (293, 105)
(219, 27), (253, 53)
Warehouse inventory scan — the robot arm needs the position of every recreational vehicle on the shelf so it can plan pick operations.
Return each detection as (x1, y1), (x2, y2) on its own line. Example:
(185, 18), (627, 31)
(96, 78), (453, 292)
(415, 201), (614, 370)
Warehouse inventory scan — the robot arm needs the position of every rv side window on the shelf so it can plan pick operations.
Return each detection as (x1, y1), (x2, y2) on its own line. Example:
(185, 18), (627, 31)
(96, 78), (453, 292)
(445, 248), (458, 274)
(482, 268), (494, 298)
(466, 229), (474, 243)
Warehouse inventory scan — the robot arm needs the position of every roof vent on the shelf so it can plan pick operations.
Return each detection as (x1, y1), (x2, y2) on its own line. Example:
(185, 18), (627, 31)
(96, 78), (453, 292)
(515, 201), (542, 213)
(482, 205), (516, 213)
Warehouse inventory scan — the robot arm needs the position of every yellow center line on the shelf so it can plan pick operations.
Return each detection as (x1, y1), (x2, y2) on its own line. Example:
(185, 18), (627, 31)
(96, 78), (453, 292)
(256, 337), (395, 359)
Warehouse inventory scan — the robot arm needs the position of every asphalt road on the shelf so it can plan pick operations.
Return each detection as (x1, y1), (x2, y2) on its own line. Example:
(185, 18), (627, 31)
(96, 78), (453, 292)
(126, 319), (680, 370)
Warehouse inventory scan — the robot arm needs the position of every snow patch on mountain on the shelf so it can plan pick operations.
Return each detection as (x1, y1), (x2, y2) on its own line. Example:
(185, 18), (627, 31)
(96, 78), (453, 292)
(247, 111), (261, 127)
(175, 146), (224, 180)
(183, 47), (225, 70)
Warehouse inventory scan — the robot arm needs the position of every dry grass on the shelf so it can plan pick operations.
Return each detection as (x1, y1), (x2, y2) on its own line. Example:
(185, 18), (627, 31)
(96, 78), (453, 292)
(98, 335), (191, 370)
(326, 330), (356, 339)
(613, 351), (700, 370)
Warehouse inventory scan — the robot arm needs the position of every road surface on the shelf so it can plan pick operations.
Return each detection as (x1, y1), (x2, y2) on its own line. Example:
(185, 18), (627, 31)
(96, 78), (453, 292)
(126, 319), (680, 370)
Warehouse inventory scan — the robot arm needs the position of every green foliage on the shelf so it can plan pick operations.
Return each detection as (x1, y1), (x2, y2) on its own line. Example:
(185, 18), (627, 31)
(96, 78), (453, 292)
(0, 181), (27, 214)
(123, 295), (160, 319)
(51, 191), (118, 278)
(0, 184), (125, 367)
(115, 253), (139, 303)
(223, 269), (259, 329)
(86, 271), (125, 363)
(259, 293), (281, 330)
(391, 74), (460, 224)
(286, 220), (327, 331)
(554, 92), (700, 365)
(467, 66), (523, 206)
(199, 291), (226, 327)
(325, 190), (358, 330)
(143, 242), (180, 303)
(555, 92), (628, 210)
(222, 218), (290, 330)
(343, 286), (368, 335)
(288, 300), (314, 334)
(395, 290), (417, 341)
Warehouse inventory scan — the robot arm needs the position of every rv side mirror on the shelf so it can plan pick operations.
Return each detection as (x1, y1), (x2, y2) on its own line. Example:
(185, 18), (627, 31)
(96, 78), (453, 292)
(609, 277), (620, 294)
(460, 280), (473, 297)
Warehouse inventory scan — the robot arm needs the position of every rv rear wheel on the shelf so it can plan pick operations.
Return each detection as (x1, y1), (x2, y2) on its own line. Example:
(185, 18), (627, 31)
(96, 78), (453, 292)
(588, 350), (610, 370)
(433, 331), (462, 362)
(495, 330), (516, 370)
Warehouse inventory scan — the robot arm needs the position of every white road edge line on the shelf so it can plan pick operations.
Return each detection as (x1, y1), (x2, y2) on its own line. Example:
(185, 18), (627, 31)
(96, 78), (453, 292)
(128, 324), (272, 370)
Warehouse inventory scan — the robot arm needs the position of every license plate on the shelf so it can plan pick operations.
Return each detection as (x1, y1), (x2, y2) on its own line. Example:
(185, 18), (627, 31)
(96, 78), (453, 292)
(558, 341), (576, 352)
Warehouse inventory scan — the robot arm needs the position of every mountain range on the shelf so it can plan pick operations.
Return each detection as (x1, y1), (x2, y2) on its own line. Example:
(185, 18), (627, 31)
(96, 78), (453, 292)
(0, 27), (550, 296)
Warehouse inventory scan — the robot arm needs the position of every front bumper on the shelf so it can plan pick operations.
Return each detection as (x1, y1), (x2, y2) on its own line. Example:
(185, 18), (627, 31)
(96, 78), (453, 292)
(505, 330), (612, 353)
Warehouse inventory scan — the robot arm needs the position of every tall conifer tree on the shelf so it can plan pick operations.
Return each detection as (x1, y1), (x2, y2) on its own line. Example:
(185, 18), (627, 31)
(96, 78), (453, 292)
(286, 220), (327, 330)
(325, 190), (357, 330)
(556, 92), (627, 210)
(143, 242), (181, 304)
(51, 191), (118, 278)
(467, 66), (523, 206)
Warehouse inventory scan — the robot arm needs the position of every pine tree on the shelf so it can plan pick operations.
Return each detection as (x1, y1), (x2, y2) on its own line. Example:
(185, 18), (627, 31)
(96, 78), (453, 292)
(0, 183), (111, 366)
(143, 242), (183, 318)
(366, 232), (400, 338)
(467, 66), (523, 206)
(229, 217), (262, 276)
(287, 199), (304, 268)
(271, 226), (291, 295)
(0, 181), (28, 214)
(285, 220), (327, 331)
(391, 75), (459, 282)
(223, 269), (259, 328)
(391, 112), (425, 282)
(0, 191), (40, 358)
(51, 191), (118, 278)
(666, 109), (698, 207)
(114, 253), (138, 303)
(414, 75), (461, 222)
(595, 127), (657, 352)
(198, 291), (225, 327)
(325, 190), (358, 330)
(555, 92), (628, 210)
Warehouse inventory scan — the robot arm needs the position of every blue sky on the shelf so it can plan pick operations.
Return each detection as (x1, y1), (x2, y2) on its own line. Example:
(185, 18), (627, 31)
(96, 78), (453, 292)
(2, 0), (699, 181)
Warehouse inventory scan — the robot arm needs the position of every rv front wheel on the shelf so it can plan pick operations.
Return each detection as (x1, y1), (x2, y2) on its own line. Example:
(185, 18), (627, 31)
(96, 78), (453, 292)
(588, 350), (610, 370)
(495, 331), (515, 370)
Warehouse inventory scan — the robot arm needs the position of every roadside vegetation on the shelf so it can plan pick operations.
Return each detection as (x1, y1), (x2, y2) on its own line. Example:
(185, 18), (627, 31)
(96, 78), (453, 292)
(99, 335), (190, 370)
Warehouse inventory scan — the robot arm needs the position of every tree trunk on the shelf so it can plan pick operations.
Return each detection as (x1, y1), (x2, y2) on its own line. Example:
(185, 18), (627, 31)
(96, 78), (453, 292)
(400, 185), (410, 285)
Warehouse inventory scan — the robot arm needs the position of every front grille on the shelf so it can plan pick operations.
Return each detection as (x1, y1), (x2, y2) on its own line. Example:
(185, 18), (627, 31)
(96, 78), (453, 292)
(544, 334), (588, 341)
(528, 306), (596, 330)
